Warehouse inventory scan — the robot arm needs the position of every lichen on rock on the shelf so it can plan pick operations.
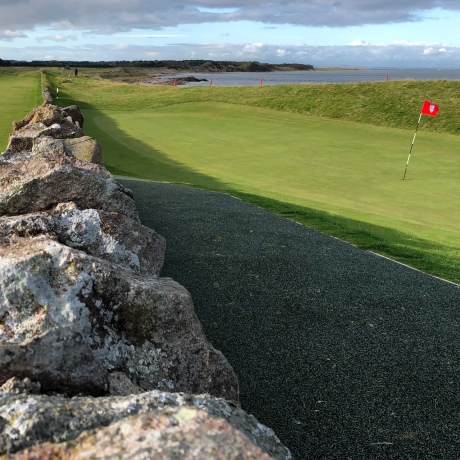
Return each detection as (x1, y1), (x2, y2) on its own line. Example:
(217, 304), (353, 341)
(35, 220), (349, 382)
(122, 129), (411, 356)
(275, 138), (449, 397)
(0, 98), (291, 459)
(0, 389), (291, 459)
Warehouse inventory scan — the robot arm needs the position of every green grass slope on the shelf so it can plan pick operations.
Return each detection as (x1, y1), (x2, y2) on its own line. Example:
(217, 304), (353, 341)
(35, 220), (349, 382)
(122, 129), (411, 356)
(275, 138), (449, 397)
(45, 68), (460, 134)
(0, 69), (43, 148)
(10, 68), (460, 282)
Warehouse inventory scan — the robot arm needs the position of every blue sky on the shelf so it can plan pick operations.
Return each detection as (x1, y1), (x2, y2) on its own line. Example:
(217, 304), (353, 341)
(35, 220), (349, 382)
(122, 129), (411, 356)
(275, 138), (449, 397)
(1, 1), (460, 68)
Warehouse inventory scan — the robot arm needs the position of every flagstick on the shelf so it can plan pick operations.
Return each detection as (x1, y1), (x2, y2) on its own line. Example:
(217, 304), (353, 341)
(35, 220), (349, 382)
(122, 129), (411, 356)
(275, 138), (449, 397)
(403, 112), (422, 180)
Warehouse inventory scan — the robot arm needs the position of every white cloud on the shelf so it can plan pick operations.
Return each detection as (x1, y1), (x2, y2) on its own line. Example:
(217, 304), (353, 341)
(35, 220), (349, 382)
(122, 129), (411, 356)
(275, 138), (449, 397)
(0, 29), (27, 41)
(36, 34), (78, 43)
(391, 39), (443, 46)
(243, 42), (265, 53)
(114, 34), (187, 38)
(348, 38), (449, 48)
(423, 46), (448, 55)
(196, 7), (240, 14)
(348, 39), (370, 46)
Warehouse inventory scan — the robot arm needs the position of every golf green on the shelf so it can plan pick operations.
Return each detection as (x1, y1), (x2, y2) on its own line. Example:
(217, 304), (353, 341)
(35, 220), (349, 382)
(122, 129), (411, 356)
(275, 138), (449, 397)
(87, 102), (460, 246)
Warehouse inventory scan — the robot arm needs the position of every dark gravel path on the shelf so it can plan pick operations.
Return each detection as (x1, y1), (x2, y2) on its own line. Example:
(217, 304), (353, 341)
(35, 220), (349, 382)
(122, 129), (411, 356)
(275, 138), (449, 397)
(121, 179), (460, 460)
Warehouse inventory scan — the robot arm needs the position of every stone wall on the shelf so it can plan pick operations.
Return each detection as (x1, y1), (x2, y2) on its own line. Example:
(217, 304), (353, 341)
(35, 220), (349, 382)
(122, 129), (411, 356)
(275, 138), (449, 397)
(0, 97), (292, 458)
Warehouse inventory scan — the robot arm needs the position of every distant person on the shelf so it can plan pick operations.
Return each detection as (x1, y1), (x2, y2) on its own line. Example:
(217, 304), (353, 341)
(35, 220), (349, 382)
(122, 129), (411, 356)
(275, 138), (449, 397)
(74, 68), (78, 77)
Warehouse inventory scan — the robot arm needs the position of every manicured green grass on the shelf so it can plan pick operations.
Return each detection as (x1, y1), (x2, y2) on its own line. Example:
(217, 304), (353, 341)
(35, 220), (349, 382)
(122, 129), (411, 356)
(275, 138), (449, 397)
(0, 69), (43, 149)
(87, 103), (459, 247)
(7, 68), (460, 282)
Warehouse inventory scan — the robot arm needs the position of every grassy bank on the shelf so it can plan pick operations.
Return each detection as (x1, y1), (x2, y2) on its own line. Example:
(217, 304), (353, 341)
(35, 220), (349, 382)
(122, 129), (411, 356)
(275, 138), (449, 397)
(0, 68), (42, 148)
(12, 69), (460, 282)
(44, 68), (460, 135)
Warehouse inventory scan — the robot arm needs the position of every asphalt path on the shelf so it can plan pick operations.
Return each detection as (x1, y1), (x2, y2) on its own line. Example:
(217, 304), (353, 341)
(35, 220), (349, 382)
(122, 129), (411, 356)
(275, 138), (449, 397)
(121, 179), (460, 460)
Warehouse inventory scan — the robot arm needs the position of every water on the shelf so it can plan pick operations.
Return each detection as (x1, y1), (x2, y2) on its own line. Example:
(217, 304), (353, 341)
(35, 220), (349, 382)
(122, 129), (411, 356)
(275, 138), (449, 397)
(164, 68), (460, 86)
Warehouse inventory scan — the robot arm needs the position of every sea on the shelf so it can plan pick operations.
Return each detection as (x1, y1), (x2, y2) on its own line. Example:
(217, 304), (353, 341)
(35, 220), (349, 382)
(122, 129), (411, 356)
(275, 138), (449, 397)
(164, 68), (460, 86)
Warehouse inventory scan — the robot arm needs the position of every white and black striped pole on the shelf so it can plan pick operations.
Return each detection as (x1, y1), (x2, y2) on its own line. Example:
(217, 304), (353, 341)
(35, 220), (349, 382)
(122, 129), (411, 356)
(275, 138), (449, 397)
(403, 112), (422, 180)
(403, 100), (439, 180)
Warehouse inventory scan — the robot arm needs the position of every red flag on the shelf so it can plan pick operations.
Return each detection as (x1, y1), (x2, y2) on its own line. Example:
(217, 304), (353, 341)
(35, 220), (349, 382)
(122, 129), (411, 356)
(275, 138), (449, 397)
(421, 100), (439, 117)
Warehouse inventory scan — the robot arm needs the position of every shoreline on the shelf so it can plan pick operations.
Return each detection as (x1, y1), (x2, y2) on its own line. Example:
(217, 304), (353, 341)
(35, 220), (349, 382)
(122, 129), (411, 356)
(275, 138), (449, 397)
(136, 67), (460, 86)
(139, 75), (209, 86)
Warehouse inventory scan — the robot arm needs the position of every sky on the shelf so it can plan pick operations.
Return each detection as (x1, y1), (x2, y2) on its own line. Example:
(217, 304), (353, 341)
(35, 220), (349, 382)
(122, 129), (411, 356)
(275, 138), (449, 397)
(1, 1), (460, 68)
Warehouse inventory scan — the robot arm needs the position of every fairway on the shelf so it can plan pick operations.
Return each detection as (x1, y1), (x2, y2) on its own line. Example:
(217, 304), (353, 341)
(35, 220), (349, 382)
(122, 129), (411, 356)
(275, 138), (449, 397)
(88, 102), (460, 246)
(0, 70), (42, 148)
